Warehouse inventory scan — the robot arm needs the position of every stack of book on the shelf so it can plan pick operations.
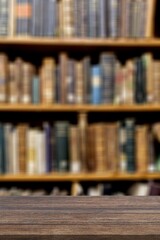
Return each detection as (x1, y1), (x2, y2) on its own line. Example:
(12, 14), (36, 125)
(0, 52), (159, 104)
(0, 118), (160, 175)
(0, 0), (156, 38)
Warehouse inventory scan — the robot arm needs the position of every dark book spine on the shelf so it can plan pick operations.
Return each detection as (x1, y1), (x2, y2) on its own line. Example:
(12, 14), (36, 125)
(42, 0), (48, 36)
(43, 123), (52, 173)
(55, 65), (61, 103)
(0, 124), (5, 174)
(126, 119), (135, 172)
(47, 0), (56, 36)
(83, 57), (91, 103)
(100, 53), (115, 104)
(66, 60), (75, 104)
(81, 0), (89, 37)
(51, 125), (56, 171)
(97, 0), (107, 38)
(135, 58), (146, 103)
(55, 122), (69, 172)
(74, 0), (81, 37)
(88, 0), (98, 38)
(31, 0), (43, 36)
(0, 0), (9, 36)
(108, 0), (119, 38)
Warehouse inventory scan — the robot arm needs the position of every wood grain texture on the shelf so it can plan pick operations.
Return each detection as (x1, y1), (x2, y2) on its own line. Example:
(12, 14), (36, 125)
(0, 37), (160, 47)
(0, 197), (160, 239)
(0, 104), (160, 112)
(0, 173), (160, 182)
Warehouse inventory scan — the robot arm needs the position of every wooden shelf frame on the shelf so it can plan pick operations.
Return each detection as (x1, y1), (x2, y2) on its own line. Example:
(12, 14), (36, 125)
(0, 37), (160, 47)
(0, 104), (160, 112)
(0, 173), (159, 182)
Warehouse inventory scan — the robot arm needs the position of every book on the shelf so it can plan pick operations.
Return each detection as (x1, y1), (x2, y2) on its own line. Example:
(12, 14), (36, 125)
(69, 126), (80, 173)
(125, 119), (136, 172)
(91, 65), (101, 104)
(55, 122), (69, 172)
(32, 75), (40, 104)
(0, 0), (9, 36)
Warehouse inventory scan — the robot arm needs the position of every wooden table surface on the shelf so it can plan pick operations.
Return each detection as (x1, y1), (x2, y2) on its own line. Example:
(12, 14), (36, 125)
(0, 197), (160, 240)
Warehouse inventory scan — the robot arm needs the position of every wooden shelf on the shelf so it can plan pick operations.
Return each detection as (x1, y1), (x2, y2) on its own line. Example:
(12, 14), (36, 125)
(0, 104), (160, 112)
(0, 37), (160, 47)
(0, 173), (159, 182)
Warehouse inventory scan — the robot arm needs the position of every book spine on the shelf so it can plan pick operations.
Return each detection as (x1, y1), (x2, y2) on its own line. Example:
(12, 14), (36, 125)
(12, 127), (19, 174)
(8, 63), (18, 103)
(47, 0), (56, 36)
(86, 126), (96, 172)
(125, 119), (135, 172)
(55, 65), (61, 103)
(78, 113), (87, 172)
(0, 54), (8, 103)
(0, 0), (9, 36)
(135, 58), (146, 103)
(31, 0), (43, 36)
(97, 0), (107, 38)
(21, 63), (32, 103)
(43, 122), (52, 172)
(81, 0), (89, 37)
(153, 61), (160, 104)
(0, 124), (5, 174)
(16, 0), (32, 36)
(91, 65), (101, 104)
(143, 53), (154, 103)
(4, 124), (12, 173)
(108, 0), (119, 38)
(136, 125), (149, 173)
(62, 0), (74, 37)
(66, 60), (75, 104)
(106, 124), (118, 172)
(73, 0), (80, 37)
(88, 0), (97, 37)
(41, 58), (55, 104)
(75, 61), (84, 104)
(32, 75), (39, 104)
(69, 126), (81, 173)
(55, 122), (69, 172)
(59, 53), (68, 103)
(100, 53), (115, 104)
(83, 57), (91, 104)
(18, 124), (27, 173)
(118, 123), (127, 172)
(27, 129), (38, 175)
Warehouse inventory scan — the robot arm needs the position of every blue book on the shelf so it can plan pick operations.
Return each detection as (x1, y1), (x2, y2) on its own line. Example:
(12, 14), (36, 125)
(91, 65), (102, 104)
(32, 76), (39, 104)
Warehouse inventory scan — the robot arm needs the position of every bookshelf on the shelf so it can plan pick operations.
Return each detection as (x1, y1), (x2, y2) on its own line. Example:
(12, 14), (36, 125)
(0, 0), (160, 196)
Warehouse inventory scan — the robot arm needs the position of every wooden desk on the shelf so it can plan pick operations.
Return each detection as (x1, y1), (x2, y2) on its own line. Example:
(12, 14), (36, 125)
(0, 197), (159, 239)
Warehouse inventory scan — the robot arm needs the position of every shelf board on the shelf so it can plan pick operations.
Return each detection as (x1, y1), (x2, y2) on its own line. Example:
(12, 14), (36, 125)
(0, 173), (159, 181)
(0, 37), (160, 47)
(0, 104), (160, 112)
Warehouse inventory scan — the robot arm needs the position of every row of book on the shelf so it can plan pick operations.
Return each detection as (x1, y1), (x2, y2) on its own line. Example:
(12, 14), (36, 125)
(1, 182), (160, 196)
(0, 117), (160, 174)
(0, 0), (155, 38)
(0, 187), (69, 196)
(0, 52), (159, 104)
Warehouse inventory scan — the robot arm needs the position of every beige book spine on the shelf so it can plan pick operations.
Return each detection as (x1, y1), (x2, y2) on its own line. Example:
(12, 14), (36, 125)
(145, 0), (156, 37)
(136, 125), (149, 173)
(18, 124), (28, 173)
(69, 126), (81, 173)
(78, 113), (87, 172)
(75, 61), (84, 104)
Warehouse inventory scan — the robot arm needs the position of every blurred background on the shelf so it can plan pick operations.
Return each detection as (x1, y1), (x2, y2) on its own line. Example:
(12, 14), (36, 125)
(0, 0), (160, 196)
